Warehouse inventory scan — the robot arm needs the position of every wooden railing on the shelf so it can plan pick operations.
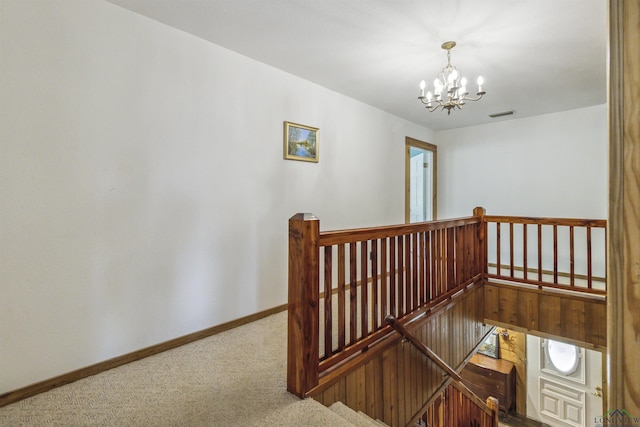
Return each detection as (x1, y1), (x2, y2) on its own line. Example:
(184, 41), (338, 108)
(481, 212), (606, 295)
(287, 208), (485, 397)
(386, 315), (498, 427)
(287, 208), (607, 399)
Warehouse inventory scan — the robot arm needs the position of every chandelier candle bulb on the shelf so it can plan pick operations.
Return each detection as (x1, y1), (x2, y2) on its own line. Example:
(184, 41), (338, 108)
(434, 78), (442, 95)
(417, 41), (486, 115)
(477, 76), (484, 94)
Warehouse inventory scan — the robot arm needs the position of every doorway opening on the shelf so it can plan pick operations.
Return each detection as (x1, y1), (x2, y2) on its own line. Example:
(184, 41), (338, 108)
(405, 137), (437, 223)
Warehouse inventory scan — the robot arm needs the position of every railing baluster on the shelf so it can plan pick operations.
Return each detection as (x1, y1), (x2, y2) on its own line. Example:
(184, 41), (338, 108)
(397, 235), (404, 316)
(380, 238), (388, 321)
(430, 229), (437, 298)
(337, 244), (346, 350)
(537, 224), (543, 283)
(371, 239), (379, 330)
(360, 240), (369, 338)
(496, 222), (501, 277)
(587, 226), (593, 289)
(448, 227), (456, 291)
(439, 228), (444, 296)
(553, 225), (558, 283)
(324, 246), (333, 357)
(470, 223), (476, 281)
(390, 237), (396, 317)
(405, 233), (412, 311)
(461, 225), (467, 283)
(434, 228), (440, 295)
(457, 226), (463, 283)
(349, 242), (357, 345)
(411, 233), (418, 310)
(418, 232), (425, 306)
(570, 226), (575, 287)
(509, 222), (514, 277)
(440, 228), (446, 293)
(523, 224), (528, 281)
(425, 230), (432, 301)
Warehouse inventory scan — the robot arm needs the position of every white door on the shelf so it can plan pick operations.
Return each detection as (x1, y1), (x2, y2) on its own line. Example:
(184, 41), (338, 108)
(409, 150), (432, 222)
(526, 336), (603, 427)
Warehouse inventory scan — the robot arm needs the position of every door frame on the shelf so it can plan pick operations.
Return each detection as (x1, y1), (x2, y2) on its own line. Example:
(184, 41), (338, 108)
(405, 136), (437, 223)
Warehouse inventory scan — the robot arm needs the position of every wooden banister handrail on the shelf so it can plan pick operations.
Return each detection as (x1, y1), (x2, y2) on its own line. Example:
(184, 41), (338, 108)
(385, 314), (496, 417)
(318, 216), (479, 246)
(484, 215), (606, 227)
(385, 314), (462, 382)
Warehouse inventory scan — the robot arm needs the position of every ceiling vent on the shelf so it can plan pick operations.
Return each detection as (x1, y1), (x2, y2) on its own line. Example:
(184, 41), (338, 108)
(489, 110), (514, 118)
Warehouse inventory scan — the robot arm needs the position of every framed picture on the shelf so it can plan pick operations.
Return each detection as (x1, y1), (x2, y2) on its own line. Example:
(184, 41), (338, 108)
(478, 332), (500, 359)
(284, 121), (319, 162)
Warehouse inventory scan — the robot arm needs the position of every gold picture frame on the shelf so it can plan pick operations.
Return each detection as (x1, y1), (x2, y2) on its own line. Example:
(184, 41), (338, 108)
(284, 121), (319, 163)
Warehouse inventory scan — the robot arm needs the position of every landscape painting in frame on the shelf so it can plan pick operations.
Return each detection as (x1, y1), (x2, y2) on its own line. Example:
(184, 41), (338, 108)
(284, 121), (319, 163)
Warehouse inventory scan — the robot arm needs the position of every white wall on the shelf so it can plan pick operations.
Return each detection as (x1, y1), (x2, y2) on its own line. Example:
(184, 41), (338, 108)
(435, 105), (607, 219)
(0, 0), (433, 393)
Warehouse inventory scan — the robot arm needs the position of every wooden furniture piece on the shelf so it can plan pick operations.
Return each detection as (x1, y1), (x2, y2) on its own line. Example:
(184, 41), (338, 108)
(461, 353), (516, 413)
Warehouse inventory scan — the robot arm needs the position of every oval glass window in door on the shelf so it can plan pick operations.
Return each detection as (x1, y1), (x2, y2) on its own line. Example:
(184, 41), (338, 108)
(547, 339), (579, 374)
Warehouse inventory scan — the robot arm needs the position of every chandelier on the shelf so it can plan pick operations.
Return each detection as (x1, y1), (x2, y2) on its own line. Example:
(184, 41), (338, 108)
(418, 41), (485, 115)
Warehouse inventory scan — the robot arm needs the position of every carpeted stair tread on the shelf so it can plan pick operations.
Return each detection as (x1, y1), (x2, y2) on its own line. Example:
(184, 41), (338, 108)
(329, 401), (387, 427)
(358, 410), (388, 426)
(262, 398), (356, 426)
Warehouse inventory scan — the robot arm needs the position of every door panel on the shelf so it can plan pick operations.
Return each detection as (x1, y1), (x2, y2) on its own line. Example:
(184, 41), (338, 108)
(527, 336), (603, 427)
(405, 137), (436, 223)
(410, 152), (426, 222)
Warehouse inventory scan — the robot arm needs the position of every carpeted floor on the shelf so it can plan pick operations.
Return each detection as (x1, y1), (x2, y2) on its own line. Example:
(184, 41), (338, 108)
(0, 311), (354, 427)
(0, 310), (536, 427)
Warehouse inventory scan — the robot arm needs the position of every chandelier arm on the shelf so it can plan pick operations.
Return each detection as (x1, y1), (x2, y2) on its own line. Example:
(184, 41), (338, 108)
(419, 99), (444, 112)
(462, 93), (485, 102)
(419, 98), (449, 109)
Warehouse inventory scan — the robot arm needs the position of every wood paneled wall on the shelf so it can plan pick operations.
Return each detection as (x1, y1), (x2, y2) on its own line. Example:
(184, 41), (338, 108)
(496, 329), (526, 416)
(609, 0), (640, 415)
(311, 284), (492, 427)
(483, 283), (606, 349)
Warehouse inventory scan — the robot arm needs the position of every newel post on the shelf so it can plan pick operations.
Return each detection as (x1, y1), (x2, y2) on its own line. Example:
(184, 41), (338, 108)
(287, 213), (320, 397)
(486, 396), (499, 427)
(473, 207), (487, 278)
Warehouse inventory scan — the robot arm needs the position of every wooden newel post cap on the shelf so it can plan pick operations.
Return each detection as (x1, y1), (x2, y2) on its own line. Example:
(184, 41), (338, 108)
(473, 207), (486, 217)
(486, 396), (499, 411)
(289, 213), (319, 222)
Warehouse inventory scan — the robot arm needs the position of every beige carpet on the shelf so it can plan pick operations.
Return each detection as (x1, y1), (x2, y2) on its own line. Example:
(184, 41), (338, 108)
(0, 311), (356, 427)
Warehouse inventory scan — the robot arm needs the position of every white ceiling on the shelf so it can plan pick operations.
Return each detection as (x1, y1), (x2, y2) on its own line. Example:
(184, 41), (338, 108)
(105, 0), (608, 131)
